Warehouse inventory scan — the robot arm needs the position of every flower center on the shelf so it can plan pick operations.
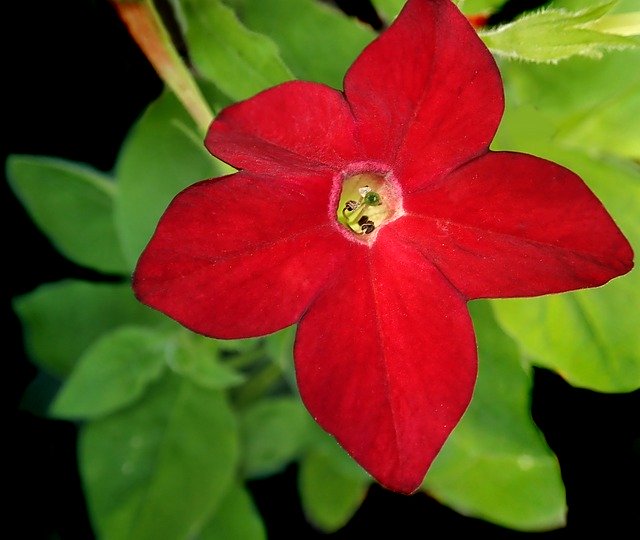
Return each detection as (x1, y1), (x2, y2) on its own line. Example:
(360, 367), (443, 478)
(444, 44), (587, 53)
(336, 172), (400, 239)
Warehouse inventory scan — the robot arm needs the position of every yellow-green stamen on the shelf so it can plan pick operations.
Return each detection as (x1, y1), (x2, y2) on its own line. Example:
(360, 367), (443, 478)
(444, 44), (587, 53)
(336, 172), (397, 238)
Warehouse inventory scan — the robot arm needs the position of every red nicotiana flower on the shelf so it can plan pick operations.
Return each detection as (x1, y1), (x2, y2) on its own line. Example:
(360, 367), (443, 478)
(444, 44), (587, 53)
(133, 0), (633, 493)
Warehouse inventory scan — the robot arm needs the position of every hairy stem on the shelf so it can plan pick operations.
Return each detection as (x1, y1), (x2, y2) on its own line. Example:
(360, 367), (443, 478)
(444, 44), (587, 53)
(112, 0), (213, 133)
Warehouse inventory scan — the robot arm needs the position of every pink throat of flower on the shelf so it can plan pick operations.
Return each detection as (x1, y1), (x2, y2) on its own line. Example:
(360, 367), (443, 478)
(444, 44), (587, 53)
(333, 165), (403, 243)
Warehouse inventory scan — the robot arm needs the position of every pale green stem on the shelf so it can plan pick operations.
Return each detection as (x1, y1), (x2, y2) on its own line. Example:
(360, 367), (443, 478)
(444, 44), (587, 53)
(224, 349), (266, 370)
(234, 363), (283, 408)
(112, 0), (213, 133)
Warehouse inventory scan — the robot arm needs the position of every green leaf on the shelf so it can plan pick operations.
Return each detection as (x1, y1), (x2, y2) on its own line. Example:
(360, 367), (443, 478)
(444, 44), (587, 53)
(370, 0), (405, 21)
(114, 91), (230, 268)
(50, 327), (168, 420)
(14, 280), (165, 378)
(179, 0), (293, 100)
(240, 397), (312, 479)
(80, 372), (238, 540)
(167, 333), (245, 389)
(264, 325), (296, 388)
(423, 301), (566, 531)
(493, 105), (640, 392)
(226, 0), (375, 88)
(501, 48), (640, 159)
(372, 0), (506, 21)
(459, 0), (505, 15)
(298, 448), (369, 533)
(480, 2), (639, 63)
(557, 80), (640, 159)
(195, 484), (266, 540)
(6, 155), (128, 274)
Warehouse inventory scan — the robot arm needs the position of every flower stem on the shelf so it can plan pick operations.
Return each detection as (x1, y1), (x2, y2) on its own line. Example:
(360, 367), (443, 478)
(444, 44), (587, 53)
(112, 0), (213, 133)
(224, 348), (265, 370)
(234, 362), (283, 408)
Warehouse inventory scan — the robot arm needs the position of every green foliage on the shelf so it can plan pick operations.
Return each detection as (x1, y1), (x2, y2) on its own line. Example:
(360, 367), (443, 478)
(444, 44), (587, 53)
(51, 327), (169, 420)
(179, 0), (293, 100)
(298, 447), (369, 532)
(7, 156), (128, 274)
(114, 91), (229, 268)
(227, 0), (376, 88)
(492, 102), (640, 392)
(11, 0), (640, 536)
(491, 155), (640, 391)
(459, 0), (505, 15)
(80, 372), (238, 540)
(479, 2), (639, 62)
(14, 280), (165, 378)
(424, 302), (566, 531)
(502, 48), (640, 159)
(264, 325), (297, 388)
(240, 397), (312, 478)
(195, 484), (266, 540)
(370, 0), (406, 21)
(166, 333), (245, 389)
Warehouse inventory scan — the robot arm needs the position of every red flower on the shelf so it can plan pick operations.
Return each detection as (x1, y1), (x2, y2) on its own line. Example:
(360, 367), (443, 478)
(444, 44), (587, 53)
(133, 0), (633, 493)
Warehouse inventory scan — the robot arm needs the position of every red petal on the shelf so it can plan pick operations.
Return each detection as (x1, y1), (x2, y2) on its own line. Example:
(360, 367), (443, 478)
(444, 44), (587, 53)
(396, 152), (634, 299)
(133, 172), (350, 338)
(294, 234), (477, 493)
(344, 0), (503, 192)
(206, 81), (360, 175)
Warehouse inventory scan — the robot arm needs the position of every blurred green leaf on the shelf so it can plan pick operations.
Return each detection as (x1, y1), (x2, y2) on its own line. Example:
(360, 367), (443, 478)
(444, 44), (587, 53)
(501, 48), (640, 159)
(226, 0), (375, 88)
(264, 325), (296, 388)
(51, 327), (168, 420)
(168, 333), (245, 389)
(80, 372), (238, 540)
(7, 155), (128, 274)
(218, 336), (262, 354)
(14, 280), (165, 378)
(423, 302), (566, 531)
(298, 447), (369, 533)
(460, 0), (505, 15)
(240, 397), (312, 479)
(114, 91), (230, 268)
(553, 0), (640, 15)
(196, 484), (266, 540)
(493, 105), (640, 392)
(179, 0), (293, 100)
(557, 80), (640, 159)
(480, 1), (639, 62)
(370, 0), (405, 21)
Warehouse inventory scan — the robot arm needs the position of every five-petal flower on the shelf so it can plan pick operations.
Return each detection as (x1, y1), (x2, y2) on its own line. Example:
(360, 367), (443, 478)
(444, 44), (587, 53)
(133, 0), (633, 493)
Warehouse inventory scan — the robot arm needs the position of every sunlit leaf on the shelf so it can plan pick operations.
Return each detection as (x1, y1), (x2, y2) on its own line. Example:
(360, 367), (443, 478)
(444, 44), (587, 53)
(493, 105), (640, 392)
(7, 155), (128, 274)
(501, 48), (640, 159)
(80, 372), (238, 540)
(226, 0), (375, 88)
(51, 327), (168, 420)
(423, 302), (566, 531)
(14, 280), (165, 378)
(179, 0), (293, 100)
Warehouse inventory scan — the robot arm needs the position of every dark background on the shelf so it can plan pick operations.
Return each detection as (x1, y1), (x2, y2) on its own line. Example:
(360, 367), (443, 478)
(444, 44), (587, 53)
(5, 1), (638, 538)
